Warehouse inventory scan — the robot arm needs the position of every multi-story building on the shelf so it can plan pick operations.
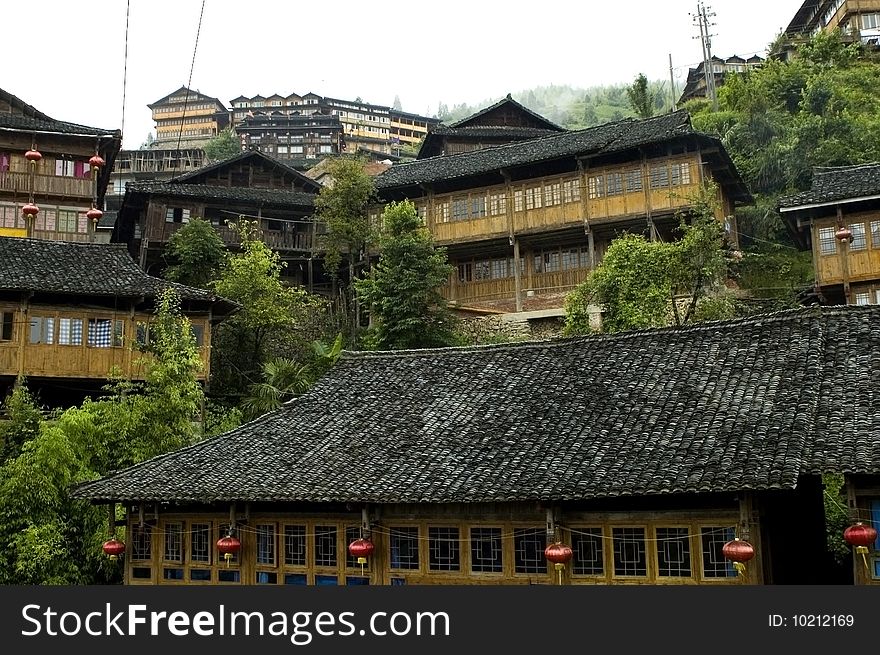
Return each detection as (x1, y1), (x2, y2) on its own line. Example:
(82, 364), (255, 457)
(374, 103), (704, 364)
(230, 93), (437, 157)
(235, 111), (344, 164)
(0, 87), (121, 244)
(678, 55), (765, 105)
(417, 94), (566, 159)
(149, 86), (229, 149)
(785, 0), (880, 40)
(374, 109), (751, 314)
(114, 150), (324, 288)
(0, 236), (234, 406)
(779, 163), (880, 305)
(107, 148), (207, 208)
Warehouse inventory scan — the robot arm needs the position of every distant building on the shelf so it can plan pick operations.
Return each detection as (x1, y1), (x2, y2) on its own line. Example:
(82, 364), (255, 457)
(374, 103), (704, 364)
(777, 1), (880, 59)
(678, 55), (764, 105)
(149, 87), (230, 149)
(417, 94), (566, 159)
(235, 111), (345, 165)
(0, 87), (121, 245)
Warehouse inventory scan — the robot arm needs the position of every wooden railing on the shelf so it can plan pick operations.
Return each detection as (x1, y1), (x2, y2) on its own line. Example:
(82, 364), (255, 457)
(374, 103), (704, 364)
(0, 171), (93, 198)
(443, 266), (591, 304)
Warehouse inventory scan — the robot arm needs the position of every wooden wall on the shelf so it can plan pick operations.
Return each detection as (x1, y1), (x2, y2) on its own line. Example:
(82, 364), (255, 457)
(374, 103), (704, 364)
(812, 212), (880, 289)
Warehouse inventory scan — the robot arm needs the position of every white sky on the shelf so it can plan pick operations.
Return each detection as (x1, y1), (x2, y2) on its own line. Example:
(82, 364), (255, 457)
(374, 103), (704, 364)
(3, 0), (802, 149)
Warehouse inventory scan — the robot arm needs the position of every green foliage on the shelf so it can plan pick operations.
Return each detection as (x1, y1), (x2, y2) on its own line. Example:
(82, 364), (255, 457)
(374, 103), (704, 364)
(565, 185), (733, 335)
(823, 473), (851, 565)
(164, 217), (228, 288)
(202, 400), (243, 438)
(354, 201), (459, 350)
(626, 73), (656, 119)
(203, 127), (241, 162)
(0, 288), (205, 584)
(313, 157), (377, 278)
(210, 219), (326, 398)
(0, 380), (42, 463)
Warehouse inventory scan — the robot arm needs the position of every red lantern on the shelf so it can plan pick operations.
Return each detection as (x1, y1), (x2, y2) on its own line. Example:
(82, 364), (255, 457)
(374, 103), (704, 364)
(844, 522), (877, 572)
(348, 538), (374, 574)
(102, 538), (125, 561)
(24, 149), (42, 163)
(545, 542), (573, 585)
(86, 208), (103, 222)
(21, 202), (39, 217)
(835, 226), (853, 242)
(89, 154), (105, 170)
(722, 537), (755, 577)
(217, 535), (241, 567)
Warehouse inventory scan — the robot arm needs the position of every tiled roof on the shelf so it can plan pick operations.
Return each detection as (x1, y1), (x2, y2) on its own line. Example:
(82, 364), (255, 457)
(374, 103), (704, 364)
(172, 149), (323, 193)
(125, 182), (316, 208)
(377, 111), (748, 200)
(448, 94), (565, 131)
(0, 237), (230, 309)
(428, 125), (565, 139)
(0, 88), (119, 136)
(778, 163), (880, 209)
(73, 306), (880, 504)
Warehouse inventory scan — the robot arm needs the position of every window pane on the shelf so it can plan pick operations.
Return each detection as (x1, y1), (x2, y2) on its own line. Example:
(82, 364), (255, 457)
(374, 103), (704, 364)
(314, 525), (337, 567)
(656, 527), (692, 577)
(284, 573), (307, 585)
(0, 312), (12, 341)
(572, 528), (604, 575)
(470, 527), (502, 573)
(854, 292), (871, 305)
(625, 169), (643, 193)
(88, 318), (112, 348)
(428, 527), (460, 571)
(606, 172), (624, 196)
(256, 524), (275, 565)
(315, 574), (338, 585)
(514, 528), (547, 574)
(649, 165), (669, 188)
(191, 523), (211, 563)
(870, 221), (880, 248)
(850, 223), (867, 250)
(164, 522), (183, 562)
(612, 527), (647, 576)
(818, 227), (837, 255)
(58, 318), (83, 346)
(701, 526), (736, 578)
(345, 526), (363, 569)
(190, 569), (211, 582)
(284, 525), (306, 566)
(132, 525), (152, 560)
(390, 527), (419, 570)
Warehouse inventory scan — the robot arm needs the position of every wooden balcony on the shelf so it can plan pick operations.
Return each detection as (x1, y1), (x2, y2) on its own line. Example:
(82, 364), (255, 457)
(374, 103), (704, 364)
(444, 267), (591, 304)
(0, 171), (93, 199)
(813, 215), (880, 286)
(149, 220), (315, 252)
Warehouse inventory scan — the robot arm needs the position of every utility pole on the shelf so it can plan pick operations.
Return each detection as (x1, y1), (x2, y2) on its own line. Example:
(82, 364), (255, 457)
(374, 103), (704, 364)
(669, 53), (677, 110)
(692, 2), (719, 110)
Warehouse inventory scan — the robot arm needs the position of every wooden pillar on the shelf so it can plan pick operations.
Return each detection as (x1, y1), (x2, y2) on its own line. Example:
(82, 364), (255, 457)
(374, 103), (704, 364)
(641, 151), (656, 241)
(837, 207), (852, 303)
(16, 293), (29, 379)
(513, 237), (523, 313)
(578, 159), (594, 269)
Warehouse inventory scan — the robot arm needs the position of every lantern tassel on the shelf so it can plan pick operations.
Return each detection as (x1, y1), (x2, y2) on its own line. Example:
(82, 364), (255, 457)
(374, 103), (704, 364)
(555, 562), (564, 586)
(733, 562), (746, 577)
(856, 546), (870, 572)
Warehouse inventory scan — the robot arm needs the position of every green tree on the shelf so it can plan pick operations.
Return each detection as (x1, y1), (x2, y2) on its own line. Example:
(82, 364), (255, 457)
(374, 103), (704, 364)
(204, 127), (241, 161)
(0, 380), (42, 463)
(211, 219), (325, 397)
(163, 217), (228, 288)
(354, 200), (458, 349)
(626, 73), (656, 119)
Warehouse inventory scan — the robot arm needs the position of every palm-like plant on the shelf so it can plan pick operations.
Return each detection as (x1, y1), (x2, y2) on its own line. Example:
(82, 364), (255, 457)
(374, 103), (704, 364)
(241, 358), (312, 419)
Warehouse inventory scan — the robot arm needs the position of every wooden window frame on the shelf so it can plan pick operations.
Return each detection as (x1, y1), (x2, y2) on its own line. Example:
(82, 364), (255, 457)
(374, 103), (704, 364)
(610, 524), (649, 580)
(653, 525), (694, 580)
(569, 525), (605, 579)
(818, 226), (837, 255)
(469, 525), (504, 576)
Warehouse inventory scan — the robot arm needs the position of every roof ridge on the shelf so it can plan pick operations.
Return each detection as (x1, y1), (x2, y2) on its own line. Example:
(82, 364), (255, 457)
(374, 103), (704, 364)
(814, 162), (880, 173)
(340, 305), (870, 361)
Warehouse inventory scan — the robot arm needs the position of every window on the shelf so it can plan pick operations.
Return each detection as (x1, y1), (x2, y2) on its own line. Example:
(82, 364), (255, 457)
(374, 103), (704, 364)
(165, 207), (191, 224)
(136, 322), (150, 347)
(190, 323), (204, 347)
(1, 312), (14, 341)
(88, 318), (113, 348)
(256, 524), (276, 566)
(588, 176), (604, 199)
(855, 291), (871, 305)
(625, 169), (643, 193)
(57, 210), (80, 233)
(571, 528), (604, 575)
(863, 12), (880, 30)
(131, 525), (152, 560)
(344, 527), (364, 569)
(471, 196), (486, 218)
(544, 182), (561, 206)
(871, 501), (880, 579)
(29, 316), (55, 344)
(606, 172), (624, 196)
(656, 527), (691, 577)
(871, 221), (880, 248)
(428, 527), (460, 571)
(513, 528), (547, 574)
(284, 525), (307, 566)
(314, 525), (337, 567)
(850, 222), (867, 250)
(191, 523), (211, 564)
(671, 162), (692, 186)
(113, 320), (125, 347)
(488, 193), (506, 216)
(164, 522), (183, 562)
(649, 165), (669, 188)
(514, 190), (524, 212)
(701, 526), (736, 578)
(470, 527), (502, 573)
(452, 198), (468, 221)
(612, 527), (647, 576)
(390, 527), (420, 570)
(435, 201), (449, 223)
(525, 186), (542, 210)
(818, 226), (837, 255)
(473, 260), (491, 281)
(457, 262), (472, 283)
(562, 179), (581, 203)
(58, 318), (83, 346)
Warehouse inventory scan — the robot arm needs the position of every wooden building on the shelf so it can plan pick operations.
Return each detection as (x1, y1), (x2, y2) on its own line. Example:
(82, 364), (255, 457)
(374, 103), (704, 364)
(73, 306), (880, 585)
(149, 87), (230, 149)
(417, 94), (566, 159)
(0, 87), (121, 244)
(235, 111), (344, 162)
(114, 150), (324, 286)
(779, 163), (880, 305)
(0, 237), (234, 406)
(678, 55), (764, 105)
(107, 148), (208, 210)
(375, 109), (751, 313)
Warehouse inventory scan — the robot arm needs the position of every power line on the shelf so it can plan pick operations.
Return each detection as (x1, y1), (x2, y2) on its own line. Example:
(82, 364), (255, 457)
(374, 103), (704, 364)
(174, 0), (207, 170)
(120, 0), (131, 138)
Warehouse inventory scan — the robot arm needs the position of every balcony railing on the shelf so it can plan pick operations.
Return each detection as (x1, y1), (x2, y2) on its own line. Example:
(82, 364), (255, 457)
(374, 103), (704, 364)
(0, 171), (93, 199)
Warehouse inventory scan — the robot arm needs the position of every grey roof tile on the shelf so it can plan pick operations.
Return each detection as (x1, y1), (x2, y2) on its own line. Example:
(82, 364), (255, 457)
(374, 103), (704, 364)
(73, 306), (880, 504)
(779, 163), (880, 208)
